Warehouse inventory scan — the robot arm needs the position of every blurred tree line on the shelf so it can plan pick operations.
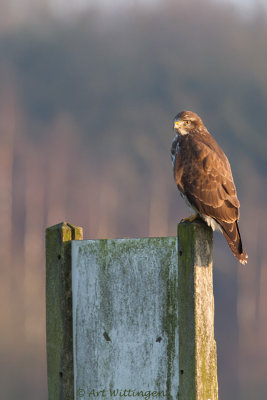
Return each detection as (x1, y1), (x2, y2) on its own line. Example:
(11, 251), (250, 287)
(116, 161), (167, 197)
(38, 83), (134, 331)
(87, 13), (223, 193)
(0, 1), (266, 400)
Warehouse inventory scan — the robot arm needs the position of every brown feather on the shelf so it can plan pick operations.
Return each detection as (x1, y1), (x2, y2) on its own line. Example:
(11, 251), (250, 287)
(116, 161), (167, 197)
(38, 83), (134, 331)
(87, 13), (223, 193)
(219, 221), (248, 264)
(172, 110), (248, 264)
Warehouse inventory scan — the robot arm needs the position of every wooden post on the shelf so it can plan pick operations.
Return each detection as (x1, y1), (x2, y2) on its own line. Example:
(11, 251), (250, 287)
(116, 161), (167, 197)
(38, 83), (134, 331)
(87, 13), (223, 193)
(178, 219), (218, 400)
(46, 222), (83, 400)
(46, 220), (218, 400)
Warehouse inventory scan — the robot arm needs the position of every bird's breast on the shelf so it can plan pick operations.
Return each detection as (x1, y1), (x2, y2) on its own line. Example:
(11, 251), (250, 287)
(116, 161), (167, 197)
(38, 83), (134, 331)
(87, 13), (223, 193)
(172, 136), (187, 189)
(171, 134), (179, 167)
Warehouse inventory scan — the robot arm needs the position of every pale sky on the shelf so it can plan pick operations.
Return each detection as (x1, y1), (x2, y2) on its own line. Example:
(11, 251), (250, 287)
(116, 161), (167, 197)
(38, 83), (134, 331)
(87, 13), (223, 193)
(51, 0), (266, 14)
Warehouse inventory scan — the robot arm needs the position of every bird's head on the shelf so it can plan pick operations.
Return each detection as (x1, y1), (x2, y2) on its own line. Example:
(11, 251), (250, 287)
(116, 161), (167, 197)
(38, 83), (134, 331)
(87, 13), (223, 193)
(173, 110), (204, 136)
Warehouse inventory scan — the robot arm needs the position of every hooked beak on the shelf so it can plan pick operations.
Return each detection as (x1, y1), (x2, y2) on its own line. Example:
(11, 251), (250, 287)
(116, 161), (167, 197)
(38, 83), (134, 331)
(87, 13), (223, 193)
(174, 120), (182, 130)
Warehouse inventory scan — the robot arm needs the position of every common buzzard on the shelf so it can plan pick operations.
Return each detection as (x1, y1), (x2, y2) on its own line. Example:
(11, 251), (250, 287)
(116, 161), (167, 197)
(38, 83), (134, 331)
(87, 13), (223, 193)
(171, 110), (248, 264)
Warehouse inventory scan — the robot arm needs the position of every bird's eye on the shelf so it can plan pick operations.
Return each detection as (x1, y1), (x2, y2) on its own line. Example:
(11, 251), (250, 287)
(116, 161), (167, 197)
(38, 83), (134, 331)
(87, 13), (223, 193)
(184, 120), (191, 125)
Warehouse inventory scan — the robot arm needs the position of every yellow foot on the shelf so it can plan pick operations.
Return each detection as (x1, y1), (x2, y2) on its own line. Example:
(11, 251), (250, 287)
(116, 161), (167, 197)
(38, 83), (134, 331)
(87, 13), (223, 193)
(181, 213), (200, 223)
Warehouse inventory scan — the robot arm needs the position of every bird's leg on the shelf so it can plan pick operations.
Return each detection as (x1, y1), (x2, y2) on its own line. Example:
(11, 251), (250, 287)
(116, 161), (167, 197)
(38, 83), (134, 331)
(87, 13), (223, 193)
(181, 213), (201, 223)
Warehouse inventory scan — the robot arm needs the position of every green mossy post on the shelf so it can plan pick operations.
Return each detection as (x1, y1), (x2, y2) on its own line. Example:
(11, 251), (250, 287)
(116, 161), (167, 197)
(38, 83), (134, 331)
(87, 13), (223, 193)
(46, 220), (218, 400)
(178, 219), (218, 400)
(46, 222), (83, 400)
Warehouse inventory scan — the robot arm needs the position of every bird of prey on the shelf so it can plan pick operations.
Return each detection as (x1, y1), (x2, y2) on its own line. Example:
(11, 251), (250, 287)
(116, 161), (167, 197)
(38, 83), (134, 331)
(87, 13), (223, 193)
(171, 110), (248, 264)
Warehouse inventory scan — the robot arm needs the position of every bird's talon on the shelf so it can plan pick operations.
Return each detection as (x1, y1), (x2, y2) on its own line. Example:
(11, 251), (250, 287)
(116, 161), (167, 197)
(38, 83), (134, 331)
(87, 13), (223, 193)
(181, 214), (200, 223)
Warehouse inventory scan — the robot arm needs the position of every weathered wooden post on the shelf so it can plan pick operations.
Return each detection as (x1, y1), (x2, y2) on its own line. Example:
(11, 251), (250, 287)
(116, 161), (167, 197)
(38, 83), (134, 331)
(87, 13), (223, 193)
(46, 220), (218, 400)
(46, 222), (83, 400)
(178, 220), (218, 400)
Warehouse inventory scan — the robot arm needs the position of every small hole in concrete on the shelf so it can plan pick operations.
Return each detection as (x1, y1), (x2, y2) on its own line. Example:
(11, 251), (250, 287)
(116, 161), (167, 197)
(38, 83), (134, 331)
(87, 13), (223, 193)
(180, 370), (184, 375)
(103, 332), (111, 342)
(156, 336), (162, 343)
(179, 250), (182, 256)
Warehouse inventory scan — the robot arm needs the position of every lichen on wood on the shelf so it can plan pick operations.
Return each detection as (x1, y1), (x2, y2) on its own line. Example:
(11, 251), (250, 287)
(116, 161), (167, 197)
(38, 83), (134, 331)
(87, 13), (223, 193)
(71, 237), (179, 400)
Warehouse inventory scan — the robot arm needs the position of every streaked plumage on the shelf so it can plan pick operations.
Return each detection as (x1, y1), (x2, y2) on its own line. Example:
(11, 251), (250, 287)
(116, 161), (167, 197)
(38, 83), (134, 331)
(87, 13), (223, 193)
(171, 110), (248, 264)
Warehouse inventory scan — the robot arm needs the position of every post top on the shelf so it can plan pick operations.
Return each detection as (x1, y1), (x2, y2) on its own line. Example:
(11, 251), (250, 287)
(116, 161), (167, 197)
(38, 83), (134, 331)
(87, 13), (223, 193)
(46, 222), (83, 241)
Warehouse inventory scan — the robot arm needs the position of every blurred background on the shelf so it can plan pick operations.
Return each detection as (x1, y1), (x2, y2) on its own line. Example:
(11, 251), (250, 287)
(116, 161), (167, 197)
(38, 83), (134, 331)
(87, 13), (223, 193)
(0, 0), (267, 399)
